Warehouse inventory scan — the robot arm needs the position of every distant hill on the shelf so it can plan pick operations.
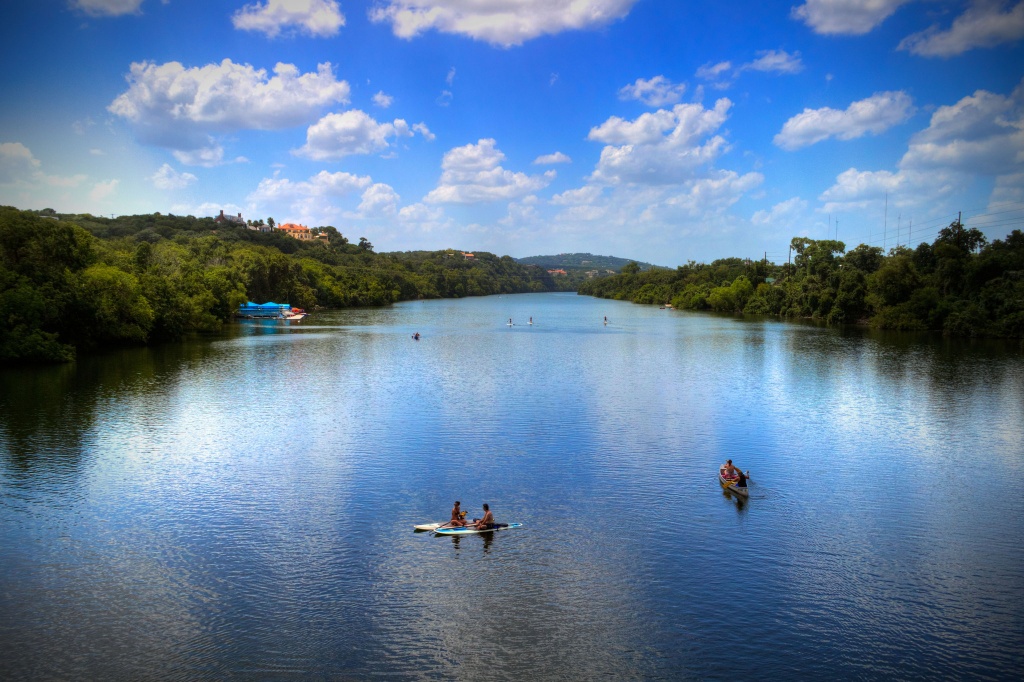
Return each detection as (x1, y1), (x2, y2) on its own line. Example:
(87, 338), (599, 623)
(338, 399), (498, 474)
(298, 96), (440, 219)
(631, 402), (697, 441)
(516, 253), (658, 272)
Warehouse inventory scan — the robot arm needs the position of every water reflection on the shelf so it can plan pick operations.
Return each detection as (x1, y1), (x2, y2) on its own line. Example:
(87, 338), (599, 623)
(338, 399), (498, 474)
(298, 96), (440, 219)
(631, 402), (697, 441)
(1, 294), (1022, 680)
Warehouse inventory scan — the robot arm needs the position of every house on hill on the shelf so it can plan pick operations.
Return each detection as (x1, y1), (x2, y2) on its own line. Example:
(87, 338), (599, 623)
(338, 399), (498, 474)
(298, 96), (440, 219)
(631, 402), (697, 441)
(278, 222), (313, 240)
(215, 210), (244, 225)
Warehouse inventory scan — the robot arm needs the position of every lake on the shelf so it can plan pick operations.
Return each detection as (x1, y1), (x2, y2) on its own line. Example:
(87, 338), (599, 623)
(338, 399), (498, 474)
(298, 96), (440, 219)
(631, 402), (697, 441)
(1, 292), (1022, 680)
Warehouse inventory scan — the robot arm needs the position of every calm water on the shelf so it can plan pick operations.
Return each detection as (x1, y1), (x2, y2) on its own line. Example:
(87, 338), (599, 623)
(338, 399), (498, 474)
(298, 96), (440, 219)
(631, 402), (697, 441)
(1, 292), (1022, 680)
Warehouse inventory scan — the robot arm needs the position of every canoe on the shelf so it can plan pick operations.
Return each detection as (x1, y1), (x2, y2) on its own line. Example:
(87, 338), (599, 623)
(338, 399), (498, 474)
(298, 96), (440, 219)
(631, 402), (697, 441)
(434, 522), (523, 536)
(719, 466), (750, 497)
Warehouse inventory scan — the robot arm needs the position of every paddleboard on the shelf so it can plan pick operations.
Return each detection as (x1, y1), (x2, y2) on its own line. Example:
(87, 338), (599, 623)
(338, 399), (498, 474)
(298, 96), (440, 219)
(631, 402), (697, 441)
(434, 522), (523, 535)
(414, 522), (445, 531)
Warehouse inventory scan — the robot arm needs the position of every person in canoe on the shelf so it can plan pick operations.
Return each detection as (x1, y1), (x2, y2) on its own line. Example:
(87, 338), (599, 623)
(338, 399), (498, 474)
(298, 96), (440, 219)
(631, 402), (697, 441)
(724, 459), (739, 477)
(733, 469), (748, 489)
(471, 503), (494, 530)
(449, 500), (467, 527)
(412, 332), (420, 340)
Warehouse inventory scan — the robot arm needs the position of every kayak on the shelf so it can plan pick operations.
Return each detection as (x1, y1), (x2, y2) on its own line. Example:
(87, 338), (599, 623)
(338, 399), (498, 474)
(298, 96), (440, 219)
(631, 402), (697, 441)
(434, 522), (523, 535)
(719, 465), (750, 497)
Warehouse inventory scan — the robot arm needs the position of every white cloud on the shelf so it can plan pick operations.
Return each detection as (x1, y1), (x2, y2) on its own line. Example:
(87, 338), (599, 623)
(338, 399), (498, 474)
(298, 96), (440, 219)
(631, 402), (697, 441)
(743, 49), (804, 74)
(774, 91), (915, 150)
(0, 143), (86, 190)
(0, 142), (41, 183)
(534, 152), (572, 165)
(150, 163), (197, 190)
(232, 0), (345, 38)
(618, 76), (686, 107)
(172, 142), (225, 168)
(751, 197), (809, 226)
(413, 122), (435, 141)
(369, 0), (640, 47)
(696, 50), (802, 89)
(791, 0), (913, 35)
(898, 0), (1024, 57)
(356, 183), (401, 216)
(425, 139), (555, 203)
(588, 99), (733, 185)
(71, 0), (143, 17)
(551, 185), (603, 205)
(373, 91), (394, 108)
(108, 59), (350, 151)
(900, 82), (1024, 176)
(251, 170), (372, 204)
(818, 81), (1024, 214)
(294, 110), (426, 160)
(89, 179), (119, 203)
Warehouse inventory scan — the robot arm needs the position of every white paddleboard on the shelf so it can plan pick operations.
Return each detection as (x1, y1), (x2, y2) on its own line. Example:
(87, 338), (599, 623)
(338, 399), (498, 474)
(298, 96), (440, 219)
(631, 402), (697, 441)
(434, 522), (523, 535)
(414, 522), (447, 531)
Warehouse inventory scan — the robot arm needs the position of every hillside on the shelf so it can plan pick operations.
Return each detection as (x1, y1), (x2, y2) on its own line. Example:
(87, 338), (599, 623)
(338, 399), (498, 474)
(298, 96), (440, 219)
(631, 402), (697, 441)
(516, 253), (658, 272)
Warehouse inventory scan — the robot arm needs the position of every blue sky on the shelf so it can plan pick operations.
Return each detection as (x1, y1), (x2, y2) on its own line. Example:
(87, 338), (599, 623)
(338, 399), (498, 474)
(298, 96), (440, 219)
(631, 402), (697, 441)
(1, 0), (1022, 265)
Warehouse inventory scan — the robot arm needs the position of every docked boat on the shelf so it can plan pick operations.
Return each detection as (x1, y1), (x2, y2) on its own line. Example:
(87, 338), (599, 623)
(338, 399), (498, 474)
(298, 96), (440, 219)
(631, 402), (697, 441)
(719, 464), (750, 497)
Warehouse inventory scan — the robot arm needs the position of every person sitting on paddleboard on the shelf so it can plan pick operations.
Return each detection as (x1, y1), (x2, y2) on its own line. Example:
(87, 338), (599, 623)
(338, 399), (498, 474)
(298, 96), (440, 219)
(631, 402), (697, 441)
(450, 501), (467, 527)
(471, 503), (494, 530)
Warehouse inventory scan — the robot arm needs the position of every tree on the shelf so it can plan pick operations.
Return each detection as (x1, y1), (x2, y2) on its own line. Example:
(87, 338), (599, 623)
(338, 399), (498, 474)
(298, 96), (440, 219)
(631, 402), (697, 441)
(358, 237), (374, 252)
(267, 217), (275, 229)
(620, 261), (641, 275)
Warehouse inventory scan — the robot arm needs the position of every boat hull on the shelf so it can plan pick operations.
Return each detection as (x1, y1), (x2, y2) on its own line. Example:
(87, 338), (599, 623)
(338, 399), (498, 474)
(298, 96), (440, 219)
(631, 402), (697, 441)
(719, 470), (750, 497)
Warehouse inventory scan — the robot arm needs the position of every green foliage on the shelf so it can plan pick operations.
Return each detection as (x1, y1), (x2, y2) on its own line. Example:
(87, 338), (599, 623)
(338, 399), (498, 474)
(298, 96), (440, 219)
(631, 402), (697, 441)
(579, 226), (1024, 338)
(0, 208), (562, 364)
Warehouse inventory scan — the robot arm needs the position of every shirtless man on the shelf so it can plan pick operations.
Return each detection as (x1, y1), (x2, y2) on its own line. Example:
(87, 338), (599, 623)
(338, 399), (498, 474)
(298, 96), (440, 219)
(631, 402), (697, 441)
(449, 500), (467, 527)
(724, 459), (740, 478)
(471, 503), (494, 530)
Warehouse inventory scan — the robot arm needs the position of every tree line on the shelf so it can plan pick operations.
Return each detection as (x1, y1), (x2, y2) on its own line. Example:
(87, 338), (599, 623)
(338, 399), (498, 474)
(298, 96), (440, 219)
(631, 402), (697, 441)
(578, 222), (1024, 339)
(0, 208), (557, 364)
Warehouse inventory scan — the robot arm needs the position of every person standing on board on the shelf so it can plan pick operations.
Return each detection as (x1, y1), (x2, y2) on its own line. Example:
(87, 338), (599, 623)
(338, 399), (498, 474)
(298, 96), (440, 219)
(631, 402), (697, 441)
(472, 503), (494, 530)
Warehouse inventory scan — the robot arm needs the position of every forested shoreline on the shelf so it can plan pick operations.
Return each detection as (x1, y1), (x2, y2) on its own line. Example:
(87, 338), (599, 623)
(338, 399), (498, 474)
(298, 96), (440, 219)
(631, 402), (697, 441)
(578, 222), (1024, 339)
(0, 208), (557, 364)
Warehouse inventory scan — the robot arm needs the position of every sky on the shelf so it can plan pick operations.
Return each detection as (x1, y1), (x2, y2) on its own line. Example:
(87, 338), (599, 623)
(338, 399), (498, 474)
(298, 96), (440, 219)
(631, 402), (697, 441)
(1, 0), (1023, 265)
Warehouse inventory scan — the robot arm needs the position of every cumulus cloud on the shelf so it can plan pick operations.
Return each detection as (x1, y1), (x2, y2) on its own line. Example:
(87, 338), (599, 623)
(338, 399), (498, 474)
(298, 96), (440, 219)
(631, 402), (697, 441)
(0, 142), (41, 183)
(587, 99), (733, 185)
(901, 82), (1024, 176)
(71, 0), (143, 17)
(774, 91), (915, 150)
(751, 197), (810, 226)
(373, 91), (394, 108)
(618, 76), (686, 107)
(233, 0), (345, 38)
(791, 0), (913, 35)
(551, 185), (604, 205)
(151, 163), (198, 190)
(108, 59), (350, 151)
(425, 139), (555, 203)
(898, 0), (1024, 57)
(357, 183), (401, 216)
(818, 80), (1024, 212)
(369, 0), (639, 47)
(294, 110), (426, 160)
(534, 152), (572, 165)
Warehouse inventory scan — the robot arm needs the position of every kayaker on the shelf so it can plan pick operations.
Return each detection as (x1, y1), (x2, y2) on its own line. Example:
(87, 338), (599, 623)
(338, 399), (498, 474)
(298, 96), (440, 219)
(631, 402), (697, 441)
(450, 501), (467, 527)
(471, 503), (494, 530)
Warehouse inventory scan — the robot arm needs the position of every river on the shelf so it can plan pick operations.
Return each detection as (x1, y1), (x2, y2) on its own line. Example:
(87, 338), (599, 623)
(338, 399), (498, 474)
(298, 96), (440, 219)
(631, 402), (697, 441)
(1, 292), (1022, 679)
